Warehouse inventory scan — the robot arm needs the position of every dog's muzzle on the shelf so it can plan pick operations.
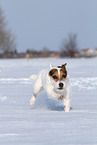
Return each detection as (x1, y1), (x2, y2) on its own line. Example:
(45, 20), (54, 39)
(58, 83), (64, 90)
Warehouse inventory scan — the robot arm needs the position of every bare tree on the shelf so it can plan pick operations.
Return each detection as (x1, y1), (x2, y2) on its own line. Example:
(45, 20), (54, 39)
(42, 47), (49, 57)
(2, 30), (16, 57)
(61, 33), (79, 57)
(0, 6), (16, 57)
(0, 6), (6, 48)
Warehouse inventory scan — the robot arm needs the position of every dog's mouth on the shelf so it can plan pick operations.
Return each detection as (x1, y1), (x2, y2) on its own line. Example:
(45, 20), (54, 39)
(58, 87), (63, 90)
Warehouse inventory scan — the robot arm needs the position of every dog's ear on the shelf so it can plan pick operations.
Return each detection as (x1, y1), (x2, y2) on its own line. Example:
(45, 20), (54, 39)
(62, 63), (67, 76)
(62, 63), (67, 69)
(50, 62), (53, 69)
(57, 63), (67, 69)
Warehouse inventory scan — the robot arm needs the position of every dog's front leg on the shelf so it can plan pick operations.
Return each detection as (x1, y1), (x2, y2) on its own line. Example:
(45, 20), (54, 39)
(64, 98), (70, 112)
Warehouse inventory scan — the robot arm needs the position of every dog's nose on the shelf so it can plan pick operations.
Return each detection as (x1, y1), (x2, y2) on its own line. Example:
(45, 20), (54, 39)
(59, 83), (64, 88)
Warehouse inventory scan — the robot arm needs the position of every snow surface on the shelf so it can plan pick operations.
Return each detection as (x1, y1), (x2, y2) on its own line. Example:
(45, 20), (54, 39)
(0, 58), (97, 145)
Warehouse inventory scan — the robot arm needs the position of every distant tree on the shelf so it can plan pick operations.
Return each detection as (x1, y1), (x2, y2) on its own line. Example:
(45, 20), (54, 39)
(0, 6), (6, 47)
(42, 47), (49, 57)
(60, 33), (79, 57)
(0, 6), (16, 58)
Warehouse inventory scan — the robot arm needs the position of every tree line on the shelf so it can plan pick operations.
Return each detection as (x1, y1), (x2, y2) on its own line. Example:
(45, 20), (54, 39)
(0, 6), (79, 58)
(0, 6), (16, 58)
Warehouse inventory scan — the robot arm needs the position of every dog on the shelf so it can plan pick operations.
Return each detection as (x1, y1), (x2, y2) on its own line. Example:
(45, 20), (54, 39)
(30, 63), (70, 112)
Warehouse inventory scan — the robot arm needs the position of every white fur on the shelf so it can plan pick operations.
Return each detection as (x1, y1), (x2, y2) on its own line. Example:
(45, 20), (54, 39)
(30, 66), (70, 112)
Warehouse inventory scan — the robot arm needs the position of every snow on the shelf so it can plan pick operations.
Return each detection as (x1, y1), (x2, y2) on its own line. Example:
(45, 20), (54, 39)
(0, 58), (97, 145)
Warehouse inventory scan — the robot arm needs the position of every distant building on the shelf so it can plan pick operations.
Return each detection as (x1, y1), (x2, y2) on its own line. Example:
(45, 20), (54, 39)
(50, 52), (60, 58)
(79, 48), (95, 57)
(95, 49), (97, 56)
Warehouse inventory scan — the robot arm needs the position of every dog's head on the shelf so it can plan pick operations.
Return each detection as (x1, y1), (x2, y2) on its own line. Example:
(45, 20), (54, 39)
(49, 63), (67, 91)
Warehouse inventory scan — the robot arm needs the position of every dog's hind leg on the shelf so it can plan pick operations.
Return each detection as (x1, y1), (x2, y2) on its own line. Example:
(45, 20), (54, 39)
(30, 78), (42, 105)
(30, 86), (42, 105)
(30, 94), (36, 105)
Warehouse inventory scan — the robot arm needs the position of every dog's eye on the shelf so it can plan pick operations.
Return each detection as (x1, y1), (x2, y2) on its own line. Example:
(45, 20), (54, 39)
(53, 75), (58, 79)
(62, 75), (66, 78)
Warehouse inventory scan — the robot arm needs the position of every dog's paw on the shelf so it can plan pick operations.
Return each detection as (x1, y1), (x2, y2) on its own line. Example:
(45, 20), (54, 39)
(57, 95), (64, 100)
(30, 96), (36, 105)
(64, 107), (70, 112)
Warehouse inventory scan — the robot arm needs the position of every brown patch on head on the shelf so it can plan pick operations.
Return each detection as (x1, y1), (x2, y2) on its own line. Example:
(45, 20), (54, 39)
(49, 69), (59, 82)
(58, 63), (67, 80)
(49, 63), (67, 82)
(60, 69), (67, 80)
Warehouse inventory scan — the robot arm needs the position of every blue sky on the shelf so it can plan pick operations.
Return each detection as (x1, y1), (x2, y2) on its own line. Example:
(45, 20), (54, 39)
(0, 0), (97, 52)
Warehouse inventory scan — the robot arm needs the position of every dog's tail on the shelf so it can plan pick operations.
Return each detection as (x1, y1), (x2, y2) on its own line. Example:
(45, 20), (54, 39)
(30, 74), (37, 80)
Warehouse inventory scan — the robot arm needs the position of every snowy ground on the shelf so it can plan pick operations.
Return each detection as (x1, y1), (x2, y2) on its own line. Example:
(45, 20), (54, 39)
(0, 58), (97, 145)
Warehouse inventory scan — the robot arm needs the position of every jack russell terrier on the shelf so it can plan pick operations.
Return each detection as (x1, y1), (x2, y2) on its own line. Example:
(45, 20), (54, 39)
(30, 63), (70, 112)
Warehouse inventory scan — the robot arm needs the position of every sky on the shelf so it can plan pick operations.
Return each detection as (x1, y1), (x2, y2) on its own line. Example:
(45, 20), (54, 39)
(0, 0), (97, 52)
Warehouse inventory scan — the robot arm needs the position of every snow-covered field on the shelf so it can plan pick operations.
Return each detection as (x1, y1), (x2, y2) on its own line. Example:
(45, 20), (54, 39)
(0, 58), (97, 145)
